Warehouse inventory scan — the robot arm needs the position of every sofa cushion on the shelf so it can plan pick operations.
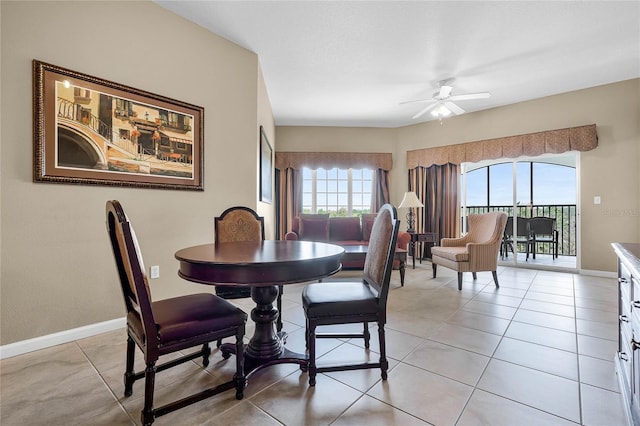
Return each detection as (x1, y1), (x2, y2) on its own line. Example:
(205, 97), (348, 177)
(361, 214), (377, 241)
(329, 217), (362, 241)
(299, 218), (330, 241)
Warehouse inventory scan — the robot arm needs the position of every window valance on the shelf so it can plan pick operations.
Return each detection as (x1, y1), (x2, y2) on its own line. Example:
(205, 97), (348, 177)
(406, 124), (597, 168)
(275, 152), (393, 171)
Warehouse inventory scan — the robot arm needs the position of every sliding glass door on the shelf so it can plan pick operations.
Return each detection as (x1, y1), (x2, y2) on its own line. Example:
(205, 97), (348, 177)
(461, 153), (578, 270)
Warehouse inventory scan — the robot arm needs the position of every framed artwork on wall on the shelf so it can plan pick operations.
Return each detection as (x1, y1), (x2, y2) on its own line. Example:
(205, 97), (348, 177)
(259, 126), (273, 203)
(33, 60), (204, 190)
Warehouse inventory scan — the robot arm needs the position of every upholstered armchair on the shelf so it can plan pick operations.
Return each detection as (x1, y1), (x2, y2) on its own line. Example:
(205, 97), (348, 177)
(431, 211), (508, 290)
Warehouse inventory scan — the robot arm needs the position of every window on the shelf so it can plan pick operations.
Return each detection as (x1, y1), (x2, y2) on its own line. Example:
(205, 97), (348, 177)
(302, 167), (373, 216)
(489, 162), (513, 206)
(465, 167), (487, 207)
(464, 159), (575, 209)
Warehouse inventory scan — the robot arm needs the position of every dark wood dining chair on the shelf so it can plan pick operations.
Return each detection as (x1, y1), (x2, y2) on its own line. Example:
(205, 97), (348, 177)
(214, 206), (284, 337)
(106, 200), (247, 426)
(301, 203), (400, 386)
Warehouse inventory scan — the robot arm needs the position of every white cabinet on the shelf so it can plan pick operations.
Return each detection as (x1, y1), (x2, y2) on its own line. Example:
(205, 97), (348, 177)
(613, 242), (640, 426)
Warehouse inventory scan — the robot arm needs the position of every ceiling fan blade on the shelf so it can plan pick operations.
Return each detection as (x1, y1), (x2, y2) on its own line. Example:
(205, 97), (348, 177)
(449, 92), (491, 101)
(444, 101), (465, 115)
(412, 102), (438, 119)
(399, 99), (433, 105)
(439, 85), (453, 98)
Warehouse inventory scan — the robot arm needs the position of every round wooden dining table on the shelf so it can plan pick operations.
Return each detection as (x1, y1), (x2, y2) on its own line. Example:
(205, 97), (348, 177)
(175, 240), (344, 377)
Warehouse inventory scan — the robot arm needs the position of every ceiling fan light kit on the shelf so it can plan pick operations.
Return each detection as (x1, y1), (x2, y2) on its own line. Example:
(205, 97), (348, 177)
(431, 105), (451, 117)
(403, 83), (491, 123)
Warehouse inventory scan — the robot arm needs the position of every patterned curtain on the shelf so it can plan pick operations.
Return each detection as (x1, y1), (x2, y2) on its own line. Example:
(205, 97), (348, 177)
(276, 167), (301, 240)
(409, 163), (460, 245)
(370, 168), (390, 213)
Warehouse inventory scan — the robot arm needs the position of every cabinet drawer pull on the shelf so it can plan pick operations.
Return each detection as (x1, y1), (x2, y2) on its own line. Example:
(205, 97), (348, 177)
(620, 352), (629, 361)
(633, 341), (640, 351)
(620, 315), (630, 323)
(620, 277), (628, 284)
(633, 301), (640, 309)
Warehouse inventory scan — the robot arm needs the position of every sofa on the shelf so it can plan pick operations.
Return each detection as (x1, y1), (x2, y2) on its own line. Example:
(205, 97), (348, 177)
(284, 214), (411, 269)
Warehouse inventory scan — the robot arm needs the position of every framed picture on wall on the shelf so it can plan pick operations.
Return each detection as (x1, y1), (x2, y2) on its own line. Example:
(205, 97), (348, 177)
(33, 60), (204, 190)
(259, 126), (273, 203)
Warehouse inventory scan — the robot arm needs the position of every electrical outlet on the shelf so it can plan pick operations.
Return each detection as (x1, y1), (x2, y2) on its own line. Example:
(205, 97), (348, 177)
(150, 265), (160, 279)
(594, 196), (601, 205)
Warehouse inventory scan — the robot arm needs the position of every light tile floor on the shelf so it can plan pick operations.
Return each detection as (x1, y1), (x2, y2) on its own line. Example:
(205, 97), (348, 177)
(0, 265), (628, 425)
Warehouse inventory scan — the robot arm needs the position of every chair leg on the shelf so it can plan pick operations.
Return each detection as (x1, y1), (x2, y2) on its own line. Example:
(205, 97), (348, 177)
(492, 271), (499, 288)
(142, 361), (157, 426)
(472, 272), (477, 280)
(124, 336), (135, 397)
(276, 285), (284, 333)
(202, 343), (211, 367)
(305, 317), (310, 350)
(363, 322), (370, 349)
(432, 263), (437, 278)
(457, 272), (463, 290)
(234, 331), (245, 400)
(378, 323), (388, 380)
(308, 321), (317, 386)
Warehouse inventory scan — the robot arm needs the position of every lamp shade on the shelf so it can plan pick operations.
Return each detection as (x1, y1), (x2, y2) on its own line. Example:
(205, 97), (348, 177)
(398, 192), (424, 209)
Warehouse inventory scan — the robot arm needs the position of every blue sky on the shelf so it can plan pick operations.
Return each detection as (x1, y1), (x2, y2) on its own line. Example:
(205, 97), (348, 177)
(466, 162), (576, 206)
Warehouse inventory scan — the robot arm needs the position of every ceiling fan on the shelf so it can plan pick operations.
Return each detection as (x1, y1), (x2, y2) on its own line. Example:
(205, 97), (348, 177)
(401, 82), (491, 120)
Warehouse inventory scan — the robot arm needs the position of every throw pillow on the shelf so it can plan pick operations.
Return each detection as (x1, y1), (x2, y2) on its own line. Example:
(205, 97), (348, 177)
(329, 217), (361, 241)
(292, 213), (329, 234)
(299, 218), (329, 241)
(361, 213), (377, 241)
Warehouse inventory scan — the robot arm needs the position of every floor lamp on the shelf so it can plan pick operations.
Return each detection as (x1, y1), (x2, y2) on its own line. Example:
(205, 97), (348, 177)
(398, 191), (424, 233)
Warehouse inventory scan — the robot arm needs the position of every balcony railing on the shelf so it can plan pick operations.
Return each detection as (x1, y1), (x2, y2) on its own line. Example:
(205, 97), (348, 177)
(465, 204), (577, 256)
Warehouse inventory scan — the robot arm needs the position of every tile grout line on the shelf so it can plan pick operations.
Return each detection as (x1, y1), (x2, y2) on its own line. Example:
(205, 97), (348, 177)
(74, 341), (137, 425)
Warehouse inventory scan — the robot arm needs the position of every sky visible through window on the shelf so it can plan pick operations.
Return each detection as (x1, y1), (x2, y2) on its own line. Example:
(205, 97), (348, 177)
(302, 167), (372, 215)
(466, 161), (576, 206)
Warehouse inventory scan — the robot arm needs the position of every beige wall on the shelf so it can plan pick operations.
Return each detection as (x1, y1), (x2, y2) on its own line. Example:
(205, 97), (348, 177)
(0, 1), (272, 344)
(277, 79), (640, 273)
(257, 64), (276, 239)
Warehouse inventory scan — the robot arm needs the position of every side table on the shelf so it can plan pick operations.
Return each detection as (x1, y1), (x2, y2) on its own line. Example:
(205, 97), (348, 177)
(408, 232), (439, 269)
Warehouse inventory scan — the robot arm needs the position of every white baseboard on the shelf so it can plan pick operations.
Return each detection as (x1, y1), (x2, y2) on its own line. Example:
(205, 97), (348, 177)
(580, 269), (617, 279)
(0, 317), (125, 360)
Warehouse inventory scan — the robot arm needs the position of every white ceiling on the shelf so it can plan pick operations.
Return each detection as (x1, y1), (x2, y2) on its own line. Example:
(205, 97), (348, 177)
(157, 1), (640, 128)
